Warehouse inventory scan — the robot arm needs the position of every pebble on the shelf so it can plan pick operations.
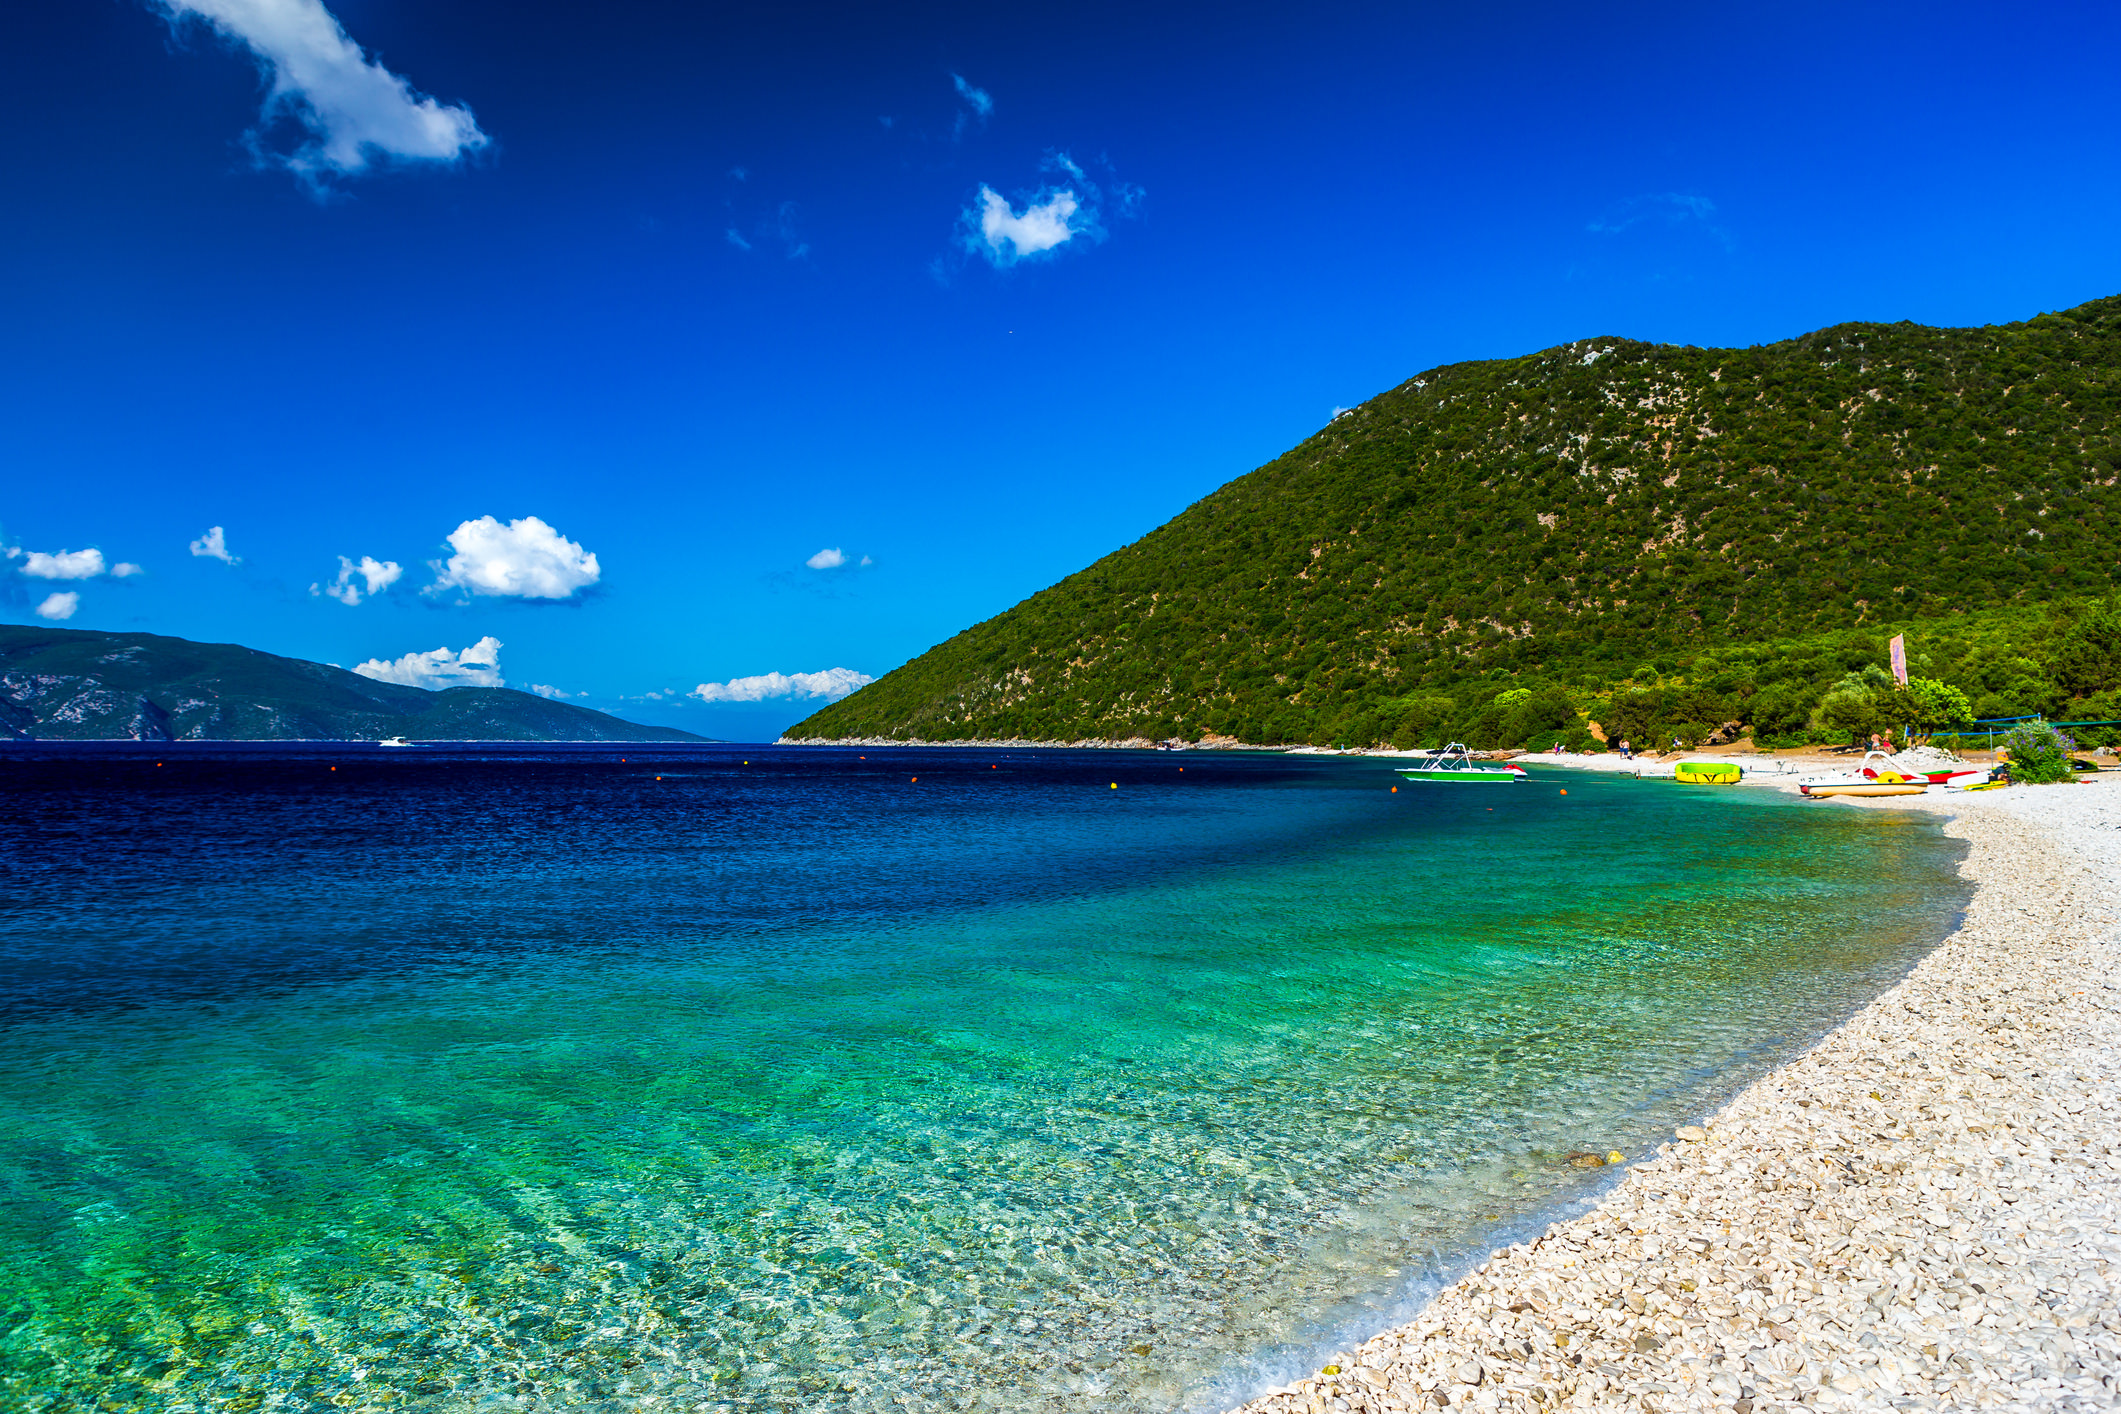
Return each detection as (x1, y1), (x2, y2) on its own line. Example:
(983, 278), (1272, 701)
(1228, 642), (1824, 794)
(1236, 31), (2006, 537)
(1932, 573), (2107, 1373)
(1224, 780), (2121, 1414)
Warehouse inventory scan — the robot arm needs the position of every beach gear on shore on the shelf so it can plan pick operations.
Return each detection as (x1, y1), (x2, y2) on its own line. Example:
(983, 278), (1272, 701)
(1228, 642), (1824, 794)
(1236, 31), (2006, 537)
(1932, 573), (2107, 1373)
(1673, 760), (1741, 784)
(1803, 781), (1930, 797)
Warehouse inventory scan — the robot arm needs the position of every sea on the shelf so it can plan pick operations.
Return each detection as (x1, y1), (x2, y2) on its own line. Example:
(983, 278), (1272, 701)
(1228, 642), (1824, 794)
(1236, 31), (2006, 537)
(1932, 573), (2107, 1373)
(0, 743), (1968, 1413)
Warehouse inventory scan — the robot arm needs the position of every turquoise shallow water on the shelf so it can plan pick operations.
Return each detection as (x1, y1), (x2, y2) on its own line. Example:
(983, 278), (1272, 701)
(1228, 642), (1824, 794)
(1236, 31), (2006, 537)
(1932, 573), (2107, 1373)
(0, 745), (1965, 1412)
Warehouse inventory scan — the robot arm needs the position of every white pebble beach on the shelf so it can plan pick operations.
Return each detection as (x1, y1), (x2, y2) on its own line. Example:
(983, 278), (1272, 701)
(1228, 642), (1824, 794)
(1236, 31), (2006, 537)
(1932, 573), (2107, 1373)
(1223, 777), (2121, 1413)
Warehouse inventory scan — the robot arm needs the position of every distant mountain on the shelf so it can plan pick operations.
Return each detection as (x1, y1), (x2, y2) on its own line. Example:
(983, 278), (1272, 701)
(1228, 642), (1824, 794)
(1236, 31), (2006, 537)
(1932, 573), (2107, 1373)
(0, 626), (707, 742)
(791, 295), (2121, 745)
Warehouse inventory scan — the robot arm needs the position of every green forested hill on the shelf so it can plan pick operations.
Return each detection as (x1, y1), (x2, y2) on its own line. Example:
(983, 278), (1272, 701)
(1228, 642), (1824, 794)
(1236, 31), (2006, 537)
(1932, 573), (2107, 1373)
(792, 296), (2121, 747)
(0, 626), (705, 742)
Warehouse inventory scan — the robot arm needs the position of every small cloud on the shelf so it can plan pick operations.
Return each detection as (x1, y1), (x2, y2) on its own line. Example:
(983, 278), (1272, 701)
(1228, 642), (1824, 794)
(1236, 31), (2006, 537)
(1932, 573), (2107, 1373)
(353, 635), (504, 689)
(112, 562), (145, 577)
(690, 667), (874, 704)
(190, 525), (239, 564)
(427, 516), (600, 600)
(770, 203), (809, 259)
(950, 73), (992, 141)
(728, 204), (808, 259)
(957, 152), (1136, 270)
(805, 546), (848, 570)
(156, 0), (489, 192)
(35, 591), (80, 621)
(967, 185), (1082, 265)
(1587, 193), (1730, 247)
(311, 554), (404, 606)
(952, 72), (994, 121)
(728, 165), (748, 181)
(529, 683), (584, 700)
(19, 548), (108, 580)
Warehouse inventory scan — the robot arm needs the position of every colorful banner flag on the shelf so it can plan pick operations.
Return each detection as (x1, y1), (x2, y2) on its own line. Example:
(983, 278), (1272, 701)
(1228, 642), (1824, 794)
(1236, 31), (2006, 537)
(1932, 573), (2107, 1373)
(1889, 633), (1908, 687)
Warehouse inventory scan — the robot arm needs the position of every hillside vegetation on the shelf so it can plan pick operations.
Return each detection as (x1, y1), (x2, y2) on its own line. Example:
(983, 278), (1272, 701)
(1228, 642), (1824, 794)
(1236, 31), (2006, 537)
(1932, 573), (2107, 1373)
(792, 296), (2121, 748)
(0, 626), (705, 742)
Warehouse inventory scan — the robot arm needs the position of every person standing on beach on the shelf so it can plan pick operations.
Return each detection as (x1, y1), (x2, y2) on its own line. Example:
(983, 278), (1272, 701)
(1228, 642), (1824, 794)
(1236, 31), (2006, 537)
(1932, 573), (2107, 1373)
(1617, 738), (1633, 759)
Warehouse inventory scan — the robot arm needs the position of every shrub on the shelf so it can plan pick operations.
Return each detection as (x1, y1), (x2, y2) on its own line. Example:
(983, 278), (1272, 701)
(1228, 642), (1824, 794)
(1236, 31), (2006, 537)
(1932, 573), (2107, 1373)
(2001, 719), (2078, 783)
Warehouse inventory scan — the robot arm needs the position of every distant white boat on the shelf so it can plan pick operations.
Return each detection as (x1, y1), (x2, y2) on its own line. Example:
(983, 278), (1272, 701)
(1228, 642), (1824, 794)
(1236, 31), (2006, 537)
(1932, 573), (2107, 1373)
(378, 736), (413, 748)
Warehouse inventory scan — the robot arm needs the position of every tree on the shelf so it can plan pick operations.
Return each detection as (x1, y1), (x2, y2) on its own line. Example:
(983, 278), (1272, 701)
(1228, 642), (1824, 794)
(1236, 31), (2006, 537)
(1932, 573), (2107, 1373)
(1890, 677), (1973, 744)
(2046, 596), (2121, 698)
(1815, 664), (1895, 744)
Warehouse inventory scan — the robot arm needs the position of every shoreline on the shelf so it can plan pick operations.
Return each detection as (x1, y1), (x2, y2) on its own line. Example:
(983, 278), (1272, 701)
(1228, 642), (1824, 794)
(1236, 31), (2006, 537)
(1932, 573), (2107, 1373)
(1217, 782), (2121, 1412)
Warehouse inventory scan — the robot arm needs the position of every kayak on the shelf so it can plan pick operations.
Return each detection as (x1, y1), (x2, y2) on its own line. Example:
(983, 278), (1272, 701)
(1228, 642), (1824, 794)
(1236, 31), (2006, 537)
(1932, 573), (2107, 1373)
(1805, 783), (1929, 797)
(1796, 750), (1936, 795)
(1675, 760), (1742, 784)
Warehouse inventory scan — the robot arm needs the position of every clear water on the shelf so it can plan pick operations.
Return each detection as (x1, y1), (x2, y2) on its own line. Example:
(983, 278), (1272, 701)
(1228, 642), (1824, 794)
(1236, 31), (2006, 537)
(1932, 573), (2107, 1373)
(0, 745), (1965, 1413)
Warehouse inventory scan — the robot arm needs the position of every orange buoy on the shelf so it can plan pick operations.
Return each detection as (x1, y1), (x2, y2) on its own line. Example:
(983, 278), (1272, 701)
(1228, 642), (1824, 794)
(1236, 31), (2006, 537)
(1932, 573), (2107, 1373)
(1391, 785), (1397, 792)
(912, 777), (918, 783)
(1559, 789), (1567, 795)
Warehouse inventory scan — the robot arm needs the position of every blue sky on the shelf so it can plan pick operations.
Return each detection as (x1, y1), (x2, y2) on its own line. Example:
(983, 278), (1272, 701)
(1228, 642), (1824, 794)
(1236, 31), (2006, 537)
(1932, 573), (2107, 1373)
(3, 0), (2119, 740)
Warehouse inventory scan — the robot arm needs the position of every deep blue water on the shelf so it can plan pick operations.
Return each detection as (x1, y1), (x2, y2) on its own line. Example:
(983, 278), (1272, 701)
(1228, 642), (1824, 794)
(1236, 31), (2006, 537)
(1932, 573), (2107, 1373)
(0, 743), (1966, 1412)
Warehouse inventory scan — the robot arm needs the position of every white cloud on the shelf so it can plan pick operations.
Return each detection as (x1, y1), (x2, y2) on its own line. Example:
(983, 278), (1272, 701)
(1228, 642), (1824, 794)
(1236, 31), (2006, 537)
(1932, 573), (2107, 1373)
(11, 547), (145, 580)
(353, 635), (504, 690)
(190, 525), (239, 563)
(428, 516), (600, 600)
(19, 548), (108, 580)
(956, 153), (1139, 271)
(690, 667), (873, 704)
(803, 546), (874, 571)
(158, 0), (488, 186)
(969, 185), (1081, 265)
(529, 683), (584, 700)
(1587, 192), (1718, 235)
(35, 591), (80, 621)
(311, 554), (403, 606)
(952, 73), (993, 119)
